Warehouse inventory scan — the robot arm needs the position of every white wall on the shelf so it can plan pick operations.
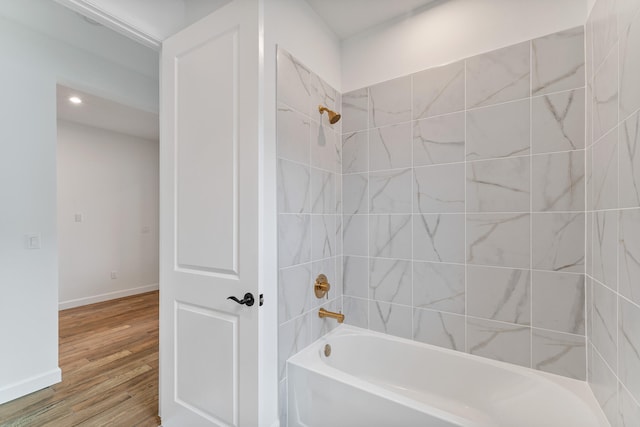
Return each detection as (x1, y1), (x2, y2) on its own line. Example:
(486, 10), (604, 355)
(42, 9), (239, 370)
(341, 0), (587, 91)
(0, 14), (158, 404)
(57, 121), (159, 310)
(0, 59), (61, 405)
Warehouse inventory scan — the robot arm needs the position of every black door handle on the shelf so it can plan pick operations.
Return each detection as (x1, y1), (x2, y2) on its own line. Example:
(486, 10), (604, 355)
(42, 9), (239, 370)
(227, 292), (255, 307)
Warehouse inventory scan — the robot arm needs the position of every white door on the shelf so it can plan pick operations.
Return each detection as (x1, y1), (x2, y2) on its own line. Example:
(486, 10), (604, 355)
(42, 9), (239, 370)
(159, 1), (260, 425)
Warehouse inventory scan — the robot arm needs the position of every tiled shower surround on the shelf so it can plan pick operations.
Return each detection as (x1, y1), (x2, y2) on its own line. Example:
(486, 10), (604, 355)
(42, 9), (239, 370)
(341, 26), (587, 380)
(586, 0), (640, 425)
(276, 49), (343, 424)
(277, 13), (640, 425)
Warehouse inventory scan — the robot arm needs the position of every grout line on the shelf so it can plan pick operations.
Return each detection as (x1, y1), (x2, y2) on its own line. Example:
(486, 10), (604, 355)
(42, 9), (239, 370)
(410, 72), (415, 339)
(464, 57), (469, 354)
(530, 39), (534, 369)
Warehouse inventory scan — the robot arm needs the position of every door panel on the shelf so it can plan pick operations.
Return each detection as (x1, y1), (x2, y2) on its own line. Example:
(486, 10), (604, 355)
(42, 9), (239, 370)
(175, 302), (238, 425)
(176, 28), (238, 275)
(160, 1), (260, 425)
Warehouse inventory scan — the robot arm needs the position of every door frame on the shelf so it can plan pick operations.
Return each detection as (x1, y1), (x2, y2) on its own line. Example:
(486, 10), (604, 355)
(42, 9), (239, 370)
(52, 1), (279, 425)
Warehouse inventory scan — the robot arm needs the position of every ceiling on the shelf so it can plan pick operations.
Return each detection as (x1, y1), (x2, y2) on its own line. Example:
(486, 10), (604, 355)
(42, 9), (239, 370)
(0, 0), (158, 80)
(57, 85), (159, 141)
(305, 0), (440, 39)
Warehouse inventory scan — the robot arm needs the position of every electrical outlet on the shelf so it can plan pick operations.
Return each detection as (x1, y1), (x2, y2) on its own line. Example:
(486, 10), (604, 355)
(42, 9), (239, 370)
(74, 213), (83, 222)
(110, 271), (118, 279)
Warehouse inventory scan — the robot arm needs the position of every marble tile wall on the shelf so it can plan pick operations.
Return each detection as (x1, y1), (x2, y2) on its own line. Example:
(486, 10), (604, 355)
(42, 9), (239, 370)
(276, 49), (343, 425)
(586, 0), (640, 425)
(342, 26), (588, 381)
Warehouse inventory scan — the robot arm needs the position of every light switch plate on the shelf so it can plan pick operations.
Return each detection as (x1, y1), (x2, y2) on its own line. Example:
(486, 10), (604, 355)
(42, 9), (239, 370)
(25, 234), (41, 249)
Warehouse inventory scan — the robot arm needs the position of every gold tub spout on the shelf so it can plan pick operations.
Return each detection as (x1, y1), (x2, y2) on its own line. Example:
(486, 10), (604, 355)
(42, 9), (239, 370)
(318, 308), (345, 323)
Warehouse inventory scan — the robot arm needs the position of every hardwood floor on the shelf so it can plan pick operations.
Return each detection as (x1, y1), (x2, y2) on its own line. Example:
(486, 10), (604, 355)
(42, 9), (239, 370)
(0, 291), (160, 426)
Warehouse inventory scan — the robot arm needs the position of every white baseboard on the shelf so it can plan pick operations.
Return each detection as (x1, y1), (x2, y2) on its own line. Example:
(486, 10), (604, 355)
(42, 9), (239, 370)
(59, 283), (159, 310)
(0, 368), (61, 405)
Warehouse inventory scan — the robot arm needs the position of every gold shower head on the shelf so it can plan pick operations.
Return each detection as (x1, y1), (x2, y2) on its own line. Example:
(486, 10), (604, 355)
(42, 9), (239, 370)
(318, 105), (341, 124)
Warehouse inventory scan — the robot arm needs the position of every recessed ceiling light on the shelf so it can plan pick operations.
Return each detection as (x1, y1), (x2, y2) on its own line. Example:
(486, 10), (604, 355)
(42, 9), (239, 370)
(69, 96), (82, 104)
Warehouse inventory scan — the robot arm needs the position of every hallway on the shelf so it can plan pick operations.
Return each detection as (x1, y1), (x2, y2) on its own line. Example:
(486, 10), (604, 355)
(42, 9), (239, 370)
(0, 292), (160, 426)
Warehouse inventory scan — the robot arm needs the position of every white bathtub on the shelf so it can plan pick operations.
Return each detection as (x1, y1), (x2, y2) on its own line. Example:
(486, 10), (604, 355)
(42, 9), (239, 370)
(287, 325), (609, 427)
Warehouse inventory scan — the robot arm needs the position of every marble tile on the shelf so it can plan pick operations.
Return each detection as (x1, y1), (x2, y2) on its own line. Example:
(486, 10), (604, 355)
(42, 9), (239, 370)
(413, 214), (465, 263)
(369, 214), (412, 259)
(412, 60), (465, 119)
(592, 281), (618, 372)
(620, 111), (640, 208)
(342, 173), (368, 215)
(334, 255), (343, 295)
(342, 88), (368, 133)
(277, 49), (311, 115)
(532, 271), (585, 334)
(279, 315), (311, 380)
(593, 128), (619, 210)
(466, 41), (530, 108)
(311, 215), (335, 261)
(414, 163), (465, 213)
(593, 210), (619, 290)
(278, 214), (311, 268)
(466, 99), (530, 160)
(587, 147), (594, 211)
(369, 168), (412, 213)
(342, 296), (368, 328)
(342, 131), (368, 174)
(279, 379), (287, 427)
(467, 265), (531, 325)
(587, 212), (594, 278)
(532, 329), (586, 380)
(592, 0), (618, 70)
(310, 73), (339, 127)
(620, 209), (640, 305)
(369, 258), (412, 305)
(413, 309), (465, 351)
(310, 169), (335, 214)
(279, 263), (312, 324)
(277, 103), (310, 164)
(413, 112), (465, 167)
(620, 297), (640, 404)
(369, 76), (411, 128)
(467, 317), (531, 367)
(587, 276), (594, 343)
(335, 215), (343, 259)
(532, 26), (585, 95)
(369, 123), (412, 171)
(343, 215), (368, 257)
(618, 0), (640, 39)
(590, 344), (619, 427)
(467, 157), (530, 212)
(310, 122), (339, 172)
(413, 262), (465, 314)
(335, 174), (343, 215)
(587, 80), (594, 148)
(620, 6), (640, 121)
(369, 301), (412, 339)
(619, 382), (640, 427)
(532, 150), (585, 211)
(277, 159), (310, 213)
(532, 213), (585, 273)
(593, 47), (619, 141)
(466, 213), (530, 269)
(532, 89), (586, 153)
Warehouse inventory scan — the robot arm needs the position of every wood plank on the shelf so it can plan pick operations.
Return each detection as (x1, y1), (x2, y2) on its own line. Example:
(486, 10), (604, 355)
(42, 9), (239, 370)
(0, 291), (160, 426)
